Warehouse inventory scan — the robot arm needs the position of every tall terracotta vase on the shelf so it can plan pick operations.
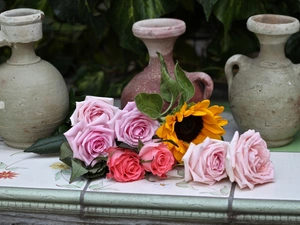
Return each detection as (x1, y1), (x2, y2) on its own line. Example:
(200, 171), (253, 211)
(225, 14), (300, 147)
(121, 18), (213, 109)
(0, 8), (69, 149)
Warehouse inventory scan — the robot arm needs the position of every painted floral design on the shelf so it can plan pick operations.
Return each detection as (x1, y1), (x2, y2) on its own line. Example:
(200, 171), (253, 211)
(0, 171), (18, 179)
(50, 162), (69, 170)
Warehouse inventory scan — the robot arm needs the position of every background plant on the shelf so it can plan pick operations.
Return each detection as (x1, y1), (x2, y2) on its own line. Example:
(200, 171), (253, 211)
(1, 0), (300, 98)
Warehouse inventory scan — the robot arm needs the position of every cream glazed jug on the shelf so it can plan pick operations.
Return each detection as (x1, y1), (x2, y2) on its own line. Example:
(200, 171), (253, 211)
(0, 8), (69, 149)
(225, 14), (300, 147)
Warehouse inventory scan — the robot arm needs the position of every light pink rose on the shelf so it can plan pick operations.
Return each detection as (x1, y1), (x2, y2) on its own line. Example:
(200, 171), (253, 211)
(182, 137), (229, 185)
(64, 121), (115, 167)
(139, 142), (175, 178)
(70, 96), (119, 128)
(112, 101), (160, 147)
(226, 130), (275, 189)
(106, 147), (145, 182)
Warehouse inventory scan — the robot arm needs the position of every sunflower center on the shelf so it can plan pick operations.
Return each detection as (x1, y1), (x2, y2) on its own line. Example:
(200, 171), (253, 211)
(174, 115), (203, 143)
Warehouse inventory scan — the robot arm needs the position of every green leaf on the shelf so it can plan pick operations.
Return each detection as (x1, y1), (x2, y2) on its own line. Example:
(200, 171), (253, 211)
(24, 133), (66, 155)
(134, 93), (163, 119)
(106, 0), (179, 54)
(158, 53), (179, 107)
(137, 139), (144, 153)
(213, 0), (264, 34)
(59, 142), (74, 167)
(174, 62), (195, 106)
(196, 0), (218, 21)
(69, 159), (89, 183)
(47, 0), (108, 39)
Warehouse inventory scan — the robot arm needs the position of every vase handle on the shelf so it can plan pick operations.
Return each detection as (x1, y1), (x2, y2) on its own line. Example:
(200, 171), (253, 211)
(186, 71), (214, 101)
(225, 54), (251, 96)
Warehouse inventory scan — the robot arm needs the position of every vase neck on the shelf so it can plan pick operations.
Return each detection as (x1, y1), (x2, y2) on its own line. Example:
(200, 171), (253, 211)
(148, 51), (175, 73)
(7, 43), (41, 65)
(142, 37), (177, 58)
(256, 34), (290, 62)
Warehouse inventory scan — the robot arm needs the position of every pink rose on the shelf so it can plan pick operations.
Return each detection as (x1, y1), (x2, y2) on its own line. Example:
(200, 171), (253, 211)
(70, 96), (119, 128)
(64, 121), (116, 167)
(226, 130), (275, 189)
(106, 147), (145, 182)
(182, 137), (229, 185)
(139, 142), (175, 178)
(112, 101), (160, 147)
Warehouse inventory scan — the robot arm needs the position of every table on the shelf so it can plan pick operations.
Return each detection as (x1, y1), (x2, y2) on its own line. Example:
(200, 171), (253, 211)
(0, 109), (300, 225)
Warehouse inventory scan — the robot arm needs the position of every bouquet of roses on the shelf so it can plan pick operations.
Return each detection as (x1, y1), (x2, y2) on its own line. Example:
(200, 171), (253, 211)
(24, 53), (274, 189)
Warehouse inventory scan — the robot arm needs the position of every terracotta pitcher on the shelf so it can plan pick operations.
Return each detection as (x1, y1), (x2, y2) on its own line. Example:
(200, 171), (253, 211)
(0, 8), (69, 149)
(121, 18), (213, 109)
(225, 14), (300, 147)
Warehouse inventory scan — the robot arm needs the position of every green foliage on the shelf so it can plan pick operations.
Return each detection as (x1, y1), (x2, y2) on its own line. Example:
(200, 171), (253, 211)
(196, 0), (218, 21)
(2, 0), (300, 96)
(60, 142), (107, 183)
(106, 0), (179, 54)
(135, 53), (194, 119)
(24, 133), (66, 155)
(135, 93), (164, 119)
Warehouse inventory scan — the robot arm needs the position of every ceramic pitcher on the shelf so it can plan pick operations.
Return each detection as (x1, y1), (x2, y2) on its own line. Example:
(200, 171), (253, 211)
(121, 18), (214, 109)
(225, 14), (300, 147)
(0, 8), (69, 149)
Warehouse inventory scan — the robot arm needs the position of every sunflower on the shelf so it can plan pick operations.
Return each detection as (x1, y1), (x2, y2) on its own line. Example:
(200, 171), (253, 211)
(156, 100), (228, 162)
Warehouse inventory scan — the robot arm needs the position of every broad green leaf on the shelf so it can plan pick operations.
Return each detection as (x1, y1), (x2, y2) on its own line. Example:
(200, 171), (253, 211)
(106, 0), (179, 54)
(134, 93), (163, 119)
(174, 62), (195, 105)
(47, 0), (107, 39)
(158, 53), (179, 107)
(196, 0), (218, 21)
(213, 0), (264, 34)
(59, 142), (74, 167)
(24, 133), (66, 155)
(47, 0), (96, 23)
(69, 159), (89, 183)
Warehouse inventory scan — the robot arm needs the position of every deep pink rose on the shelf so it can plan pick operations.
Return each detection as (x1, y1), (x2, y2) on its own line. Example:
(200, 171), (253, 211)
(139, 142), (175, 178)
(106, 147), (145, 182)
(226, 130), (275, 189)
(64, 121), (115, 167)
(182, 138), (229, 185)
(70, 96), (119, 128)
(112, 101), (159, 147)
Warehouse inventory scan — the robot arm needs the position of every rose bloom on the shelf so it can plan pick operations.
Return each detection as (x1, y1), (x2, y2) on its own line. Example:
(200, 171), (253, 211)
(106, 147), (145, 182)
(70, 96), (119, 128)
(139, 142), (176, 178)
(182, 137), (229, 185)
(226, 130), (275, 189)
(112, 101), (160, 148)
(64, 121), (116, 167)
